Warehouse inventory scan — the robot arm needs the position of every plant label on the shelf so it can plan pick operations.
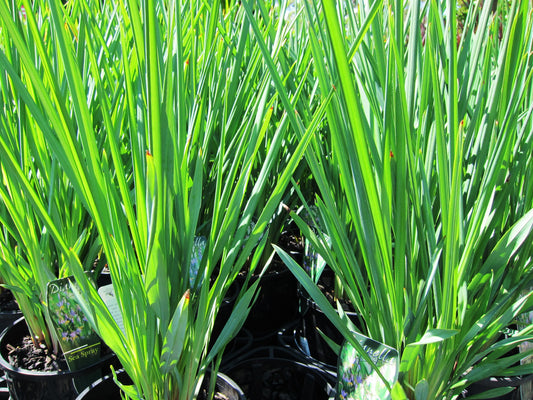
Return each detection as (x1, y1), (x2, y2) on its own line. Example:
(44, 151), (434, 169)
(336, 332), (399, 400)
(190, 236), (207, 289)
(47, 277), (102, 391)
(98, 284), (125, 334)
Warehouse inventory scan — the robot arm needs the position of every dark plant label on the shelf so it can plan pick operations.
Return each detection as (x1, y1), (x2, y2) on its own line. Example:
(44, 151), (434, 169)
(63, 342), (100, 364)
(47, 276), (102, 390)
(336, 332), (398, 400)
(190, 236), (207, 289)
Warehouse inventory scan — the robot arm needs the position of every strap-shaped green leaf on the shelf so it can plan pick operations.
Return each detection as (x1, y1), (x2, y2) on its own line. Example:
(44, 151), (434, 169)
(160, 290), (190, 374)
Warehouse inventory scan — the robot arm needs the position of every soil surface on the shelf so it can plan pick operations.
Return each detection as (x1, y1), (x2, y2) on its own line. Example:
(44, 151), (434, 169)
(237, 226), (304, 278)
(6, 335), (68, 372)
(199, 388), (231, 400)
(270, 229), (304, 271)
(311, 268), (354, 312)
(5, 331), (113, 373)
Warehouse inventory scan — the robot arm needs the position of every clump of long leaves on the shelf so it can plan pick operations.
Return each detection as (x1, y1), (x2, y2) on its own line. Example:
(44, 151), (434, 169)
(268, 0), (533, 399)
(0, 6), (101, 350)
(0, 0), (326, 398)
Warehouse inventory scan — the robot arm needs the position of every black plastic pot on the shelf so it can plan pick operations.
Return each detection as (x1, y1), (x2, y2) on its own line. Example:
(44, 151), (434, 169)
(0, 290), (22, 334)
(220, 328), (254, 368)
(211, 280), (241, 341)
(0, 317), (119, 400)
(239, 267), (300, 344)
(0, 374), (9, 400)
(222, 346), (335, 400)
(209, 284), (256, 367)
(284, 290), (360, 373)
(76, 369), (245, 400)
(236, 224), (303, 344)
(0, 309), (21, 336)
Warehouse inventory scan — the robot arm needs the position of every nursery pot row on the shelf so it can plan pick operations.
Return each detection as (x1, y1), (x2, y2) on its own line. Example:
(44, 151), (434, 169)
(3, 301), (531, 400)
(2, 265), (530, 400)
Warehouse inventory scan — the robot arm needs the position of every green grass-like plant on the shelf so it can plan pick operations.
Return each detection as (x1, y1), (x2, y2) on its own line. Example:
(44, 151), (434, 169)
(0, 16), (101, 350)
(269, 0), (533, 399)
(0, 0), (326, 398)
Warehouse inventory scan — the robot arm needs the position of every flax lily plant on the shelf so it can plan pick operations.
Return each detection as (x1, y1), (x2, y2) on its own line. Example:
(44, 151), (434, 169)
(265, 0), (533, 399)
(0, 34), (101, 353)
(0, 0), (326, 399)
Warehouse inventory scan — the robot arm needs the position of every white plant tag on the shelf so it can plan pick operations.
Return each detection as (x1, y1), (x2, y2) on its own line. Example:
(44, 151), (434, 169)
(98, 284), (125, 335)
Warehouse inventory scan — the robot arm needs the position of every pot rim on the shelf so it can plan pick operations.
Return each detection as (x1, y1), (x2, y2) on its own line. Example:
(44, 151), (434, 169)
(75, 369), (246, 400)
